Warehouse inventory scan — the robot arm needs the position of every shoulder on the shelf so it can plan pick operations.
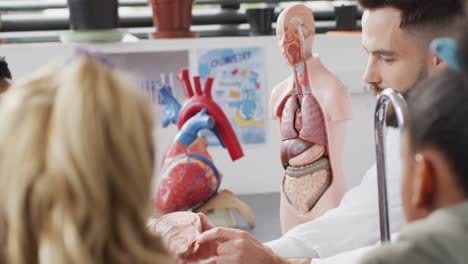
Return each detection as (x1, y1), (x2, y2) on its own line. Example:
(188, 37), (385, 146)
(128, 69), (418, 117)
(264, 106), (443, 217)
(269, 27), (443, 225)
(362, 209), (468, 264)
(399, 208), (463, 242)
(308, 58), (352, 121)
(269, 77), (293, 119)
(360, 240), (428, 264)
(307, 57), (344, 89)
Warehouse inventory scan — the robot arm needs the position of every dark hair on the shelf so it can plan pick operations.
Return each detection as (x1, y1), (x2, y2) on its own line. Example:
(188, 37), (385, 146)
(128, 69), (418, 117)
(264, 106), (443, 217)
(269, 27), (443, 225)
(403, 16), (468, 196)
(358, 0), (464, 30)
(459, 27), (468, 73)
(405, 68), (468, 196)
(0, 58), (12, 80)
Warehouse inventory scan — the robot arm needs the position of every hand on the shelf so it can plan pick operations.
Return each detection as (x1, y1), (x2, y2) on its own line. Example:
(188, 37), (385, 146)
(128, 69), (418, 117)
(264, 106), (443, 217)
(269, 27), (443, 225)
(180, 213), (220, 264)
(148, 213), (218, 263)
(196, 227), (285, 264)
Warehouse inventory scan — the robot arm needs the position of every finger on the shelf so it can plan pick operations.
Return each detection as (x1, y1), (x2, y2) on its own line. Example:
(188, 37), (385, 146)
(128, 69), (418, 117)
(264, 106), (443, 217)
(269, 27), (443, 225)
(196, 256), (218, 264)
(192, 255), (239, 264)
(216, 239), (244, 255)
(197, 227), (247, 244)
(197, 213), (215, 232)
(146, 217), (158, 233)
(214, 254), (242, 264)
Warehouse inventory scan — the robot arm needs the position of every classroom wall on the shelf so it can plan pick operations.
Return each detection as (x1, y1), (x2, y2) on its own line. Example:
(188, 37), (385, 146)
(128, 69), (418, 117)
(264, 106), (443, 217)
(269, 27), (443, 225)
(0, 34), (376, 195)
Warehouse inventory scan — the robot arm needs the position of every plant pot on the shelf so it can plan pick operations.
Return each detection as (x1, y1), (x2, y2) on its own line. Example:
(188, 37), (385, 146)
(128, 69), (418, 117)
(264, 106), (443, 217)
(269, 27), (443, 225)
(246, 8), (275, 36)
(148, 0), (198, 39)
(67, 0), (119, 30)
(334, 4), (358, 31)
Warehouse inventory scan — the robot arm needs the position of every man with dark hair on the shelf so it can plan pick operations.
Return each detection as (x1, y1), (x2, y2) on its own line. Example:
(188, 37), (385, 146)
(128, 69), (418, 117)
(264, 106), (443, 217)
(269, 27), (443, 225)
(177, 1), (465, 264)
(360, 0), (462, 99)
(0, 57), (12, 94)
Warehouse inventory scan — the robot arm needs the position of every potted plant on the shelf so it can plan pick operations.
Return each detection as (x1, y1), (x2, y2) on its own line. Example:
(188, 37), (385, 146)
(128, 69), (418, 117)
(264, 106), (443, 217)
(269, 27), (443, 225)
(63, 0), (122, 43)
(68, 0), (118, 30)
(334, 2), (358, 31)
(246, 7), (275, 36)
(148, 0), (198, 39)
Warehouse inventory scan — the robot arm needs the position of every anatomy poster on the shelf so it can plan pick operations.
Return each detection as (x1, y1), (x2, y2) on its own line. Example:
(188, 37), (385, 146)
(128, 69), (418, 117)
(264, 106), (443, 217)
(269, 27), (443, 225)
(197, 47), (267, 145)
(104, 51), (189, 128)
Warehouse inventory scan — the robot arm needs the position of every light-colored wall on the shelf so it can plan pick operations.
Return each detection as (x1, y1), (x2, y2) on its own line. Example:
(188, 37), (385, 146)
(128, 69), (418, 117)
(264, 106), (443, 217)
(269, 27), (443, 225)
(0, 34), (376, 195)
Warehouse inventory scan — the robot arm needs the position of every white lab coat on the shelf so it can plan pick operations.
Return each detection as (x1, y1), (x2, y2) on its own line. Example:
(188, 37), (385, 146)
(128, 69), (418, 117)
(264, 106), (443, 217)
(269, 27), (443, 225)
(266, 129), (406, 263)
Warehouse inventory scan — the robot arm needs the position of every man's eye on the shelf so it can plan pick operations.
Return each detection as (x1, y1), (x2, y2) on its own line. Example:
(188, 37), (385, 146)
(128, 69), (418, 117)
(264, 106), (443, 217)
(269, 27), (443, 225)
(381, 57), (395, 64)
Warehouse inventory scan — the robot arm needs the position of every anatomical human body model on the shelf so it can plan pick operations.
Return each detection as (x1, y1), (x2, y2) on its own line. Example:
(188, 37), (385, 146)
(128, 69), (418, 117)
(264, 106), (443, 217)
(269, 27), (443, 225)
(154, 69), (255, 228)
(271, 4), (352, 233)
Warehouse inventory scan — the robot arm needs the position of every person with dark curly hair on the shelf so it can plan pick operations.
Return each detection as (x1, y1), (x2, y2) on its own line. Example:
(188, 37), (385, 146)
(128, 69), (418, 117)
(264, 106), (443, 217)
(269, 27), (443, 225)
(0, 57), (12, 94)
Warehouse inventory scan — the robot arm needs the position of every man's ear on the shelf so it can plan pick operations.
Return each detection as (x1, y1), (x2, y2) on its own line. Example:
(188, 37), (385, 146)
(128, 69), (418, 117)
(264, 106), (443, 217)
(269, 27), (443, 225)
(412, 154), (436, 214)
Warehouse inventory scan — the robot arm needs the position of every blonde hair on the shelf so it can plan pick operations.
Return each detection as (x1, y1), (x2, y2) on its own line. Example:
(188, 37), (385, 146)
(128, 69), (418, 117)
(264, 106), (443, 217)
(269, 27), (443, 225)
(0, 57), (174, 263)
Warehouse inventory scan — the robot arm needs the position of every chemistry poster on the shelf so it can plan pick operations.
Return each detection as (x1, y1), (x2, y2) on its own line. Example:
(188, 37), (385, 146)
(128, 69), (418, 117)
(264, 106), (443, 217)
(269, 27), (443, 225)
(104, 51), (189, 128)
(197, 47), (267, 145)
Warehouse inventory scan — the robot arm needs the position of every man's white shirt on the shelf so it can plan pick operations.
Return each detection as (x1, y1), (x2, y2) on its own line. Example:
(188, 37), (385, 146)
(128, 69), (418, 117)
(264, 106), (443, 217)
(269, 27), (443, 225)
(266, 128), (406, 263)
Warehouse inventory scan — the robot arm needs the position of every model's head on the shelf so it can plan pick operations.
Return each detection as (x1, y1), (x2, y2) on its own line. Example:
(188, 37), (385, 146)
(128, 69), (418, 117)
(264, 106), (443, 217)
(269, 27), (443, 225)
(0, 55), (173, 263)
(359, 0), (464, 96)
(276, 4), (315, 66)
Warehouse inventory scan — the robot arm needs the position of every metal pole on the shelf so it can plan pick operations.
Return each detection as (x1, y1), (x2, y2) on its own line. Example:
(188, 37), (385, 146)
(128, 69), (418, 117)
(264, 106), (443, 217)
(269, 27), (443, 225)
(374, 88), (407, 242)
